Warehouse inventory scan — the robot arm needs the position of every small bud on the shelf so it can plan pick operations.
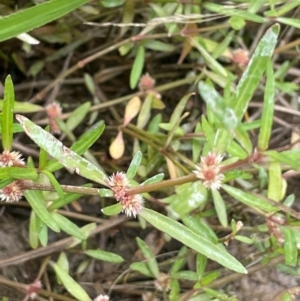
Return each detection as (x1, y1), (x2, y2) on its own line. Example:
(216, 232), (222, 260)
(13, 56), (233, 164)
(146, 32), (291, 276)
(154, 273), (171, 292)
(45, 102), (62, 134)
(139, 73), (156, 92)
(231, 48), (249, 68)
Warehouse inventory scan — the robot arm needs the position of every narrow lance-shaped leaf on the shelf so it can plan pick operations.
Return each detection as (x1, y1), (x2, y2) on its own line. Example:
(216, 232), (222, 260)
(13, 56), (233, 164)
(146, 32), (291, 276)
(16, 115), (107, 185)
(2, 75), (15, 150)
(130, 45), (145, 89)
(222, 184), (277, 212)
(258, 59), (274, 151)
(0, 0), (91, 42)
(127, 151), (142, 180)
(136, 237), (159, 278)
(45, 123), (105, 172)
(268, 162), (283, 202)
(284, 227), (298, 266)
(50, 261), (91, 301)
(230, 23), (280, 122)
(139, 208), (247, 274)
(24, 190), (60, 233)
(212, 189), (228, 227)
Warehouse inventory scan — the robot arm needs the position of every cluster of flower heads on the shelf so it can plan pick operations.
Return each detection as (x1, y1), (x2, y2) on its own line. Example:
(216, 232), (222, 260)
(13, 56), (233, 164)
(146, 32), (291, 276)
(193, 152), (224, 190)
(0, 150), (25, 203)
(107, 171), (143, 217)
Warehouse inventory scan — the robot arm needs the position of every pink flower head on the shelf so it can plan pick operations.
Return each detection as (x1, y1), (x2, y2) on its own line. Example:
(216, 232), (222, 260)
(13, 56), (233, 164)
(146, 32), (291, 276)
(0, 150), (25, 167)
(194, 152), (224, 190)
(121, 194), (143, 218)
(45, 102), (62, 134)
(138, 73), (156, 92)
(232, 48), (249, 68)
(107, 171), (129, 200)
(0, 180), (24, 203)
(94, 294), (110, 301)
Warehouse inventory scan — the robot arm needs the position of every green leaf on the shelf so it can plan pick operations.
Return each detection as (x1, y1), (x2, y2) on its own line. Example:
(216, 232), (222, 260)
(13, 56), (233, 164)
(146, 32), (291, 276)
(45, 123), (105, 172)
(98, 188), (114, 198)
(182, 215), (219, 244)
(130, 45), (145, 89)
(190, 37), (228, 77)
(0, 100), (43, 113)
(222, 184), (277, 212)
(229, 16), (246, 30)
(66, 102), (91, 131)
(84, 249), (124, 263)
(51, 212), (86, 240)
(201, 116), (214, 150)
(235, 235), (253, 244)
(264, 150), (300, 170)
(141, 173), (164, 185)
(196, 253), (207, 279)
(100, 0), (124, 8)
(0, 167), (38, 180)
(136, 237), (159, 278)
(230, 23), (280, 122)
(130, 262), (153, 277)
(139, 208), (247, 274)
(101, 203), (122, 216)
(258, 59), (274, 151)
(2, 75), (15, 150)
(41, 170), (64, 200)
(50, 261), (91, 301)
(29, 210), (39, 249)
(48, 185), (92, 211)
(212, 189), (228, 227)
(0, 123), (23, 134)
(284, 227), (298, 266)
(144, 40), (175, 52)
(276, 17), (300, 29)
(127, 151), (142, 180)
(193, 122), (202, 162)
(268, 162), (283, 202)
(169, 246), (187, 274)
(24, 190), (60, 233)
(17, 115), (107, 185)
(0, 0), (91, 42)
(198, 81), (237, 131)
(168, 182), (207, 218)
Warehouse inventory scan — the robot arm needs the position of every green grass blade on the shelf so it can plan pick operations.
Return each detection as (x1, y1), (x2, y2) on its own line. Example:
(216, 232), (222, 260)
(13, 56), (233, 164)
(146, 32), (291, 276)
(230, 24), (280, 122)
(2, 75), (15, 150)
(0, 0), (91, 42)
(258, 59), (274, 151)
(130, 45), (145, 89)
(139, 208), (247, 274)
